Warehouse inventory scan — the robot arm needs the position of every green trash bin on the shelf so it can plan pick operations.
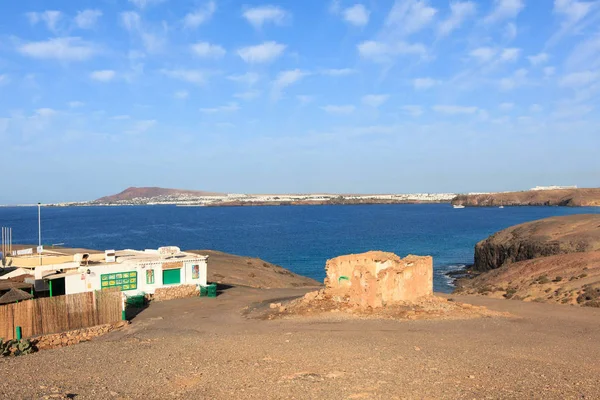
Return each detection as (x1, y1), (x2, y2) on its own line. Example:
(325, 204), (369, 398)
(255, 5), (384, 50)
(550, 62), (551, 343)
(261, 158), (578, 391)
(207, 283), (217, 298)
(199, 285), (208, 297)
(126, 294), (145, 307)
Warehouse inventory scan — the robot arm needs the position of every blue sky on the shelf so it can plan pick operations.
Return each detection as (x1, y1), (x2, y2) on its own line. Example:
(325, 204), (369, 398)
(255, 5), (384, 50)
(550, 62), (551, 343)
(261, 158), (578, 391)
(1, 0), (599, 204)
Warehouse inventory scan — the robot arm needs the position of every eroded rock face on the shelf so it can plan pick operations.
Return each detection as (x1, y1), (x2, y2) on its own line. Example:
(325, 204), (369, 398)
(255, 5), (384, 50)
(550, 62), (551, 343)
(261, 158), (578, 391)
(324, 251), (433, 308)
(473, 214), (600, 272)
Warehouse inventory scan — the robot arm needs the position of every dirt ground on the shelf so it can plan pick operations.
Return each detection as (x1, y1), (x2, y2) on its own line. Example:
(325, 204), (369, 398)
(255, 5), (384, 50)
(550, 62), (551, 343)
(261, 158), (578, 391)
(1, 286), (600, 399)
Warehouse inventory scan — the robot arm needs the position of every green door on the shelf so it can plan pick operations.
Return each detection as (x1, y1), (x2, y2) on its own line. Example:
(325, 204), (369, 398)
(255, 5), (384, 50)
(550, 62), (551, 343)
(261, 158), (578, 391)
(162, 269), (181, 285)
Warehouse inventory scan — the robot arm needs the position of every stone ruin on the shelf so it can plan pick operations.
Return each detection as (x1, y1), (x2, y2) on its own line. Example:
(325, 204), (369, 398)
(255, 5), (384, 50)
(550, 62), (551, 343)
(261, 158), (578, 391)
(322, 251), (433, 309)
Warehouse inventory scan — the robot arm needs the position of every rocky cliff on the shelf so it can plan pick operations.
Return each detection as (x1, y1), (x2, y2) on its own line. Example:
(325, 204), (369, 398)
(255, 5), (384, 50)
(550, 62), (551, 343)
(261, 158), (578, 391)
(452, 188), (600, 207)
(473, 214), (600, 272)
(457, 214), (600, 307)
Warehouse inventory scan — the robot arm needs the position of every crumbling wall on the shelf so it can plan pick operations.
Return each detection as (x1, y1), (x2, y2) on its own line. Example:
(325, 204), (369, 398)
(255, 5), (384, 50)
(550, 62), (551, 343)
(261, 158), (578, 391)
(32, 321), (128, 350)
(324, 251), (433, 308)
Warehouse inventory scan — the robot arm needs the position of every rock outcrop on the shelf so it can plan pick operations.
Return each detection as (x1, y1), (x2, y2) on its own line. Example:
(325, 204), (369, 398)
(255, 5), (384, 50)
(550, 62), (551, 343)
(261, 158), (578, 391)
(456, 251), (600, 307)
(323, 251), (433, 308)
(457, 214), (600, 307)
(473, 214), (600, 272)
(452, 188), (600, 207)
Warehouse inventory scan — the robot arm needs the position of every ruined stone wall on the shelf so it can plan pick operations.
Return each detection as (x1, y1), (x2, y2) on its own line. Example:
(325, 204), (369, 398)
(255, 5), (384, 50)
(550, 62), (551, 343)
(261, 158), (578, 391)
(32, 321), (128, 350)
(151, 284), (199, 302)
(325, 251), (433, 308)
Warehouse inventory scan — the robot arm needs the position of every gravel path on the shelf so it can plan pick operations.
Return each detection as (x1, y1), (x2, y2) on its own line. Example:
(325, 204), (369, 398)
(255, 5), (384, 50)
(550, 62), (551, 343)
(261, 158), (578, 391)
(1, 287), (599, 399)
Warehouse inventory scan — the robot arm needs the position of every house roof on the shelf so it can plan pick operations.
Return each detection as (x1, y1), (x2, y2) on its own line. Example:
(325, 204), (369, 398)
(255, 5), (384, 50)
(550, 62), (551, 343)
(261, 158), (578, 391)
(0, 281), (33, 292)
(0, 288), (34, 304)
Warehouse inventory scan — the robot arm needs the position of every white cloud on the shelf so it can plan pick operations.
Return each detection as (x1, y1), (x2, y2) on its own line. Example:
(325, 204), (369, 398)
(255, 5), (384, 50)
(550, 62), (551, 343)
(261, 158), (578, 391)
(484, 0), (525, 24)
(504, 22), (518, 40)
(26, 11), (62, 33)
(469, 47), (520, 63)
(544, 66), (556, 77)
(500, 48), (521, 62)
(111, 115), (131, 120)
(125, 119), (156, 135)
(432, 105), (478, 115)
(18, 37), (97, 61)
(530, 104), (543, 112)
(385, 0), (438, 36)
(200, 103), (240, 113)
(343, 4), (370, 27)
(528, 52), (549, 66)
(565, 34), (600, 72)
(161, 69), (208, 85)
(35, 108), (57, 117)
(554, 0), (595, 25)
(68, 101), (84, 108)
(329, 0), (342, 14)
(227, 72), (260, 86)
(183, 1), (217, 29)
(559, 71), (600, 88)
(238, 41), (286, 64)
(322, 105), (356, 114)
(120, 11), (141, 31)
(357, 40), (427, 62)
(438, 1), (476, 36)
(499, 102), (514, 111)
(401, 105), (424, 116)
(297, 95), (314, 105)
(499, 68), (528, 90)
(234, 91), (261, 100)
(191, 42), (226, 58)
(90, 70), (116, 82)
(321, 68), (356, 76)
(272, 69), (308, 99)
(174, 90), (189, 100)
(362, 94), (390, 107)
(75, 9), (102, 29)
(469, 47), (496, 63)
(243, 5), (288, 28)
(128, 0), (166, 9)
(413, 77), (438, 89)
(120, 12), (165, 53)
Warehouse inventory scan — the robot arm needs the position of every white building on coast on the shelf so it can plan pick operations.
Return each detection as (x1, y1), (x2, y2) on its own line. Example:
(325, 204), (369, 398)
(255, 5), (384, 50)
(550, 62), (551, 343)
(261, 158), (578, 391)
(1, 246), (208, 298)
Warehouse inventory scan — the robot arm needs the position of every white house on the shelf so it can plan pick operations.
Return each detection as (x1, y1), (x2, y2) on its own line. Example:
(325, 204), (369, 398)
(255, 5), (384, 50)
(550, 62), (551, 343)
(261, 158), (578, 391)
(1, 247), (208, 297)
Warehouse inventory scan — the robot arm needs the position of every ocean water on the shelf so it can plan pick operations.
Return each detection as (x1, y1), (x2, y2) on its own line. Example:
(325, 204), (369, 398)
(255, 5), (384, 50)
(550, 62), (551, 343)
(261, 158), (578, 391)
(1, 204), (599, 293)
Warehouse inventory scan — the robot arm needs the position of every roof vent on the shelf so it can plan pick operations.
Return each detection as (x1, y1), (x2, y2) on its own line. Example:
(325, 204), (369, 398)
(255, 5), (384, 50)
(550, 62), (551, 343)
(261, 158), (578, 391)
(105, 250), (116, 263)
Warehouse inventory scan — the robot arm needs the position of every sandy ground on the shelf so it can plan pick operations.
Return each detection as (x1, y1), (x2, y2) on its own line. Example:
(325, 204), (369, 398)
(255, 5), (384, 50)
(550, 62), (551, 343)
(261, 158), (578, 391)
(1, 287), (600, 399)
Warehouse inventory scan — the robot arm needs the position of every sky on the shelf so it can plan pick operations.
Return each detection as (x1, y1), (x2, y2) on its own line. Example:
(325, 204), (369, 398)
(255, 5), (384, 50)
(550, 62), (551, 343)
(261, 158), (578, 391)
(1, 0), (599, 204)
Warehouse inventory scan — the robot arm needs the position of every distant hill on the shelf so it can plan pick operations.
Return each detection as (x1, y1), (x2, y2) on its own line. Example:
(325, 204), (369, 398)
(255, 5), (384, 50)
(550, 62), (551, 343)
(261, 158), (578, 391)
(452, 188), (600, 207)
(95, 187), (224, 203)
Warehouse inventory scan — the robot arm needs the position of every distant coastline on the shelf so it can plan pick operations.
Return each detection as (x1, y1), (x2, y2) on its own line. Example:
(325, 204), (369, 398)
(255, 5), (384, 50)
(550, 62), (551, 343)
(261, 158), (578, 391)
(452, 188), (600, 208)
(5, 186), (600, 208)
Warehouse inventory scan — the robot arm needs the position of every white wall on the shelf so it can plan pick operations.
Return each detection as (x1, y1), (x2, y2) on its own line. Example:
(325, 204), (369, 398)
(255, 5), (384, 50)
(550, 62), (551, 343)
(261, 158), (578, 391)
(64, 257), (208, 296)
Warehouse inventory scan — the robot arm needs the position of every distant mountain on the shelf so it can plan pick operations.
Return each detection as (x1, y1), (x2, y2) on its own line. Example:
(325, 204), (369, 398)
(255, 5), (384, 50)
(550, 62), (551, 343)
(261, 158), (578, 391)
(95, 187), (224, 203)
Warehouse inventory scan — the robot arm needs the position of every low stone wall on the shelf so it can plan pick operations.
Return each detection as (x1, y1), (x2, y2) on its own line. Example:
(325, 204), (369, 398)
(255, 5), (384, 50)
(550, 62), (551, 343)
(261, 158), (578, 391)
(32, 321), (128, 350)
(151, 284), (199, 301)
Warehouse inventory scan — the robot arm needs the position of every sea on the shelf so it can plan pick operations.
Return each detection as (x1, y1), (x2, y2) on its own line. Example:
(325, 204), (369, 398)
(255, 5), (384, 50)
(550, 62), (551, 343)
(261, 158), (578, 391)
(1, 204), (599, 293)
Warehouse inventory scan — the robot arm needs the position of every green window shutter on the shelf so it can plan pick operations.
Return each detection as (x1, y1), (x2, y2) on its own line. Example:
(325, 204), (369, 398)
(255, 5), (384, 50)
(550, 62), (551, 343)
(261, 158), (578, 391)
(162, 269), (181, 285)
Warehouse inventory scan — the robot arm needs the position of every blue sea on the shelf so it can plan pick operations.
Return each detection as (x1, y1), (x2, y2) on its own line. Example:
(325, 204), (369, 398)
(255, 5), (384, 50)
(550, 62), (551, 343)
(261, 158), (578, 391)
(1, 204), (599, 292)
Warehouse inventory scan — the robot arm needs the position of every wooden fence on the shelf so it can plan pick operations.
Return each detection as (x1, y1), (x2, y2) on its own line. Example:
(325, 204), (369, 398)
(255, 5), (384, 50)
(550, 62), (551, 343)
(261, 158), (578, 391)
(0, 290), (122, 340)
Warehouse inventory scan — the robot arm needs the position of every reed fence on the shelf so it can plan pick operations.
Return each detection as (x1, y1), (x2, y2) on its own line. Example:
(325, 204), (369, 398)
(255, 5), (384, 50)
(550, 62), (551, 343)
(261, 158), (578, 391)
(0, 290), (122, 340)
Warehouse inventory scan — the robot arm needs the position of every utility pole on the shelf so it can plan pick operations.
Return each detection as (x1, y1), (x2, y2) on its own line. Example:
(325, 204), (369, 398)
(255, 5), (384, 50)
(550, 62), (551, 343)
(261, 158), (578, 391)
(38, 202), (42, 266)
